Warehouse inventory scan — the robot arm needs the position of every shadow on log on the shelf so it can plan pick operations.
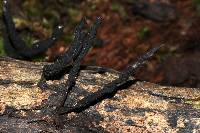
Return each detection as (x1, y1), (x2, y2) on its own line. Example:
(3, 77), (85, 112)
(0, 57), (199, 133)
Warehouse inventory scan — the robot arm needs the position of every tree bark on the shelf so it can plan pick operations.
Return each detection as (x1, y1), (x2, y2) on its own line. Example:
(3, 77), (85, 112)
(0, 57), (199, 133)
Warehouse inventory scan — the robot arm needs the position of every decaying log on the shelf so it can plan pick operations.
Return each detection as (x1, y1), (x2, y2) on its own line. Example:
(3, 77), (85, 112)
(0, 57), (199, 133)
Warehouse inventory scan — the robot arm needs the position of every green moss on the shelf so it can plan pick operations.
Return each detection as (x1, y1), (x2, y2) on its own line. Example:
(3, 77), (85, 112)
(137, 26), (150, 40)
(192, 0), (200, 16)
(186, 99), (200, 109)
(68, 8), (82, 22)
(63, 34), (74, 44)
(0, 3), (2, 15)
(91, 4), (97, 11)
(111, 3), (127, 19)
(33, 56), (45, 62)
(0, 37), (6, 56)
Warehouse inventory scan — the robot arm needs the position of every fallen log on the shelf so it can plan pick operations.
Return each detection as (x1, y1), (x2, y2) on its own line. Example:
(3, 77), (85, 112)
(0, 57), (199, 133)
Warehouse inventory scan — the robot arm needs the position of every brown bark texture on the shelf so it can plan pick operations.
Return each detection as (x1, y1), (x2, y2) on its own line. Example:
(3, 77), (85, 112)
(0, 57), (199, 133)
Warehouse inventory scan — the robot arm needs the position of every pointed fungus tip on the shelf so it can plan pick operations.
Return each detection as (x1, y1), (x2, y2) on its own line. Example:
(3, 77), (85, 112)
(3, 0), (8, 12)
(58, 25), (64, 29)
(3, 0), (8, 4)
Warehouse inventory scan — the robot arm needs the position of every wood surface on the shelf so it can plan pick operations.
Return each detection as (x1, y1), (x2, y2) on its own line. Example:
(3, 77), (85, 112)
(0, 57), (199, 133)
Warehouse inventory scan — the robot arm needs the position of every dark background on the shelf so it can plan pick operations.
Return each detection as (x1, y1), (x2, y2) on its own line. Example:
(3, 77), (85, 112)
(0, 0), (200, 88)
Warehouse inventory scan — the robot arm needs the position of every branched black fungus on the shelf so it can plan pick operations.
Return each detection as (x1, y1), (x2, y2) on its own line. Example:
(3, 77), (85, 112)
(57, 44), (163, 115)
(2, 0), (63, 60)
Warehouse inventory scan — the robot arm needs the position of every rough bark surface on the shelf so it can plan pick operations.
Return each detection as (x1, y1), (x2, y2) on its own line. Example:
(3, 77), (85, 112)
(0, 57), (199, 133)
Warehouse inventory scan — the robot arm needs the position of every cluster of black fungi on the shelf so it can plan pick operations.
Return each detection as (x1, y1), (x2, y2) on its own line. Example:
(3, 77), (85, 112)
(2, 0), (162, 118)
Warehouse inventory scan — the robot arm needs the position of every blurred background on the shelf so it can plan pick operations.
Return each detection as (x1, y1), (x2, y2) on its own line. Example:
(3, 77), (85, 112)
(0, 0), (200, 88)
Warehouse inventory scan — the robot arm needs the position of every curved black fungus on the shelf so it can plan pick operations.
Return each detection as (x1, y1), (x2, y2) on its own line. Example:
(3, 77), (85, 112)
(42, 17), (87, 80)
(2, 0), (63, 60)
(30, 25), (64, 56)
(2, 29), (22, 59)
